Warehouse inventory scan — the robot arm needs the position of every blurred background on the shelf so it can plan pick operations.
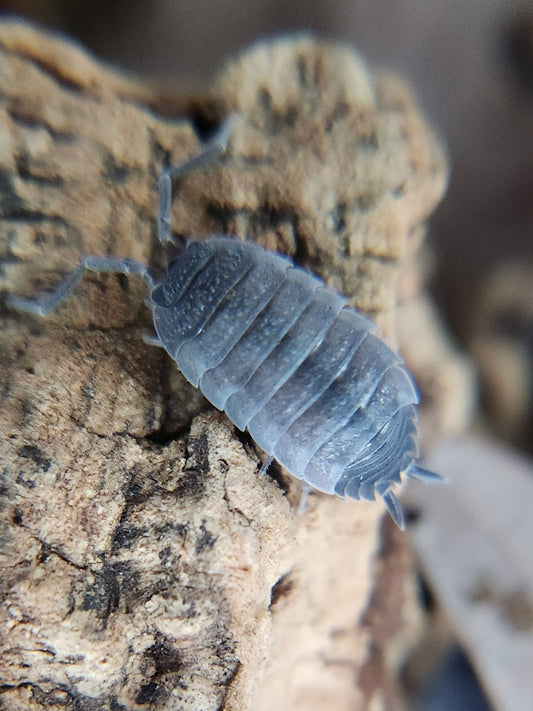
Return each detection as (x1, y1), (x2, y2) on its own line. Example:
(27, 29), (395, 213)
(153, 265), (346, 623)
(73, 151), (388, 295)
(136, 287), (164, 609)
(1, 2), (532, 710)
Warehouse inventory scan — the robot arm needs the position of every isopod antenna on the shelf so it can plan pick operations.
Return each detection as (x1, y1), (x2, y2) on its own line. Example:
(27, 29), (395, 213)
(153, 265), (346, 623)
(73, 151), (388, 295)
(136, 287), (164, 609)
(157, 120), (231, 248)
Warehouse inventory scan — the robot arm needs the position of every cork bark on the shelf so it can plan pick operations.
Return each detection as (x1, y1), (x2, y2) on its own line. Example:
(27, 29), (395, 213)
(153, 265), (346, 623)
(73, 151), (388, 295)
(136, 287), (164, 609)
(0, 20), (459, 711)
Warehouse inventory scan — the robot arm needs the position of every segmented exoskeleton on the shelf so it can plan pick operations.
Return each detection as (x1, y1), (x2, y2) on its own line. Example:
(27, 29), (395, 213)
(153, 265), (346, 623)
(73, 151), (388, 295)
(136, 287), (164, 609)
(7, 121), (440, 528)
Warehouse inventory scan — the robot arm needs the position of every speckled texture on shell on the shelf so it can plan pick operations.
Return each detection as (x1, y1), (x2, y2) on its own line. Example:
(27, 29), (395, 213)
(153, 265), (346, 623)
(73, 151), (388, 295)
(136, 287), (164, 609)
(152, 237), (420, 517)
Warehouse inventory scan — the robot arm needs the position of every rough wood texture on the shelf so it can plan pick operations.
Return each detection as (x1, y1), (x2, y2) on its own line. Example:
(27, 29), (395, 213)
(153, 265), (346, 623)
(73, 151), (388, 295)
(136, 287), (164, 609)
(0, 20), (458, 711)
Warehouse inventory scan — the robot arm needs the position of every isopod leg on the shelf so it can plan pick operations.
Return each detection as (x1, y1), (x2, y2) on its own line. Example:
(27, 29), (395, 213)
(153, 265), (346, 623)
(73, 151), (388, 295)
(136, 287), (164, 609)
(259, 455), (312, 514)
(298, 483), (312, 515)
(7, 256), (154, 316)
(157, 120), (231, 246)
(259, 454), (274, 477)
(142, 333), (165, 348)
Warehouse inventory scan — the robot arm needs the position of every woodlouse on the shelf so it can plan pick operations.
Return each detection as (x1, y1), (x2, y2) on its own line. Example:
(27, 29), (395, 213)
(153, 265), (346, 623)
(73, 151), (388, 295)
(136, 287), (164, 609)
(7, 122), (440, 528)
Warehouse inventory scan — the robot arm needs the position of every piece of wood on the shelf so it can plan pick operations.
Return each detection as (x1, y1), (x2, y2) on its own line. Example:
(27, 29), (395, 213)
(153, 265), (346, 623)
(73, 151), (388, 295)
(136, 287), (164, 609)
(407, 438), (533, 711)
(0, 20), (457, 711)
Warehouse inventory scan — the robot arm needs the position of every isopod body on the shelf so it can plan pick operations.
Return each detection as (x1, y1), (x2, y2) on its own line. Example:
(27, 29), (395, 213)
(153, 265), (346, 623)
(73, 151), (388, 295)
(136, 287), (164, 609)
(8, 124), (439, 528)
(151, 236), (435, 527)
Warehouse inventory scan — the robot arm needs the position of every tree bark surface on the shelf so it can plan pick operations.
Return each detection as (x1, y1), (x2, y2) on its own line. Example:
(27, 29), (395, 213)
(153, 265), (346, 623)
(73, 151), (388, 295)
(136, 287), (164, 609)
(0, 20), (465, 711)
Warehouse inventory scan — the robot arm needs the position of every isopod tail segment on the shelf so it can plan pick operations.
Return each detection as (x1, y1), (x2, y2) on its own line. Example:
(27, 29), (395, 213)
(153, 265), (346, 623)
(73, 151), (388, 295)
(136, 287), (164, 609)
(381, 466), (443, 530)
(405, 464), (443, 483)
(382, 489), (406, 530)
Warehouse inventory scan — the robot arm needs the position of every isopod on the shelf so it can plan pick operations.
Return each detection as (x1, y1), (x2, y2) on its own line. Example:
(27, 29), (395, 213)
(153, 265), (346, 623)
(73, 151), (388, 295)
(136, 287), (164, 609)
(7, 121), (440, 529)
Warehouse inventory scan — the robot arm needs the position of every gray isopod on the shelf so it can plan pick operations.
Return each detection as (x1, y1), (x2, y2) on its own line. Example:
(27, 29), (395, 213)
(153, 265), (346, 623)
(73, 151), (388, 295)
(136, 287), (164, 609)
(7, 122), (440, 529)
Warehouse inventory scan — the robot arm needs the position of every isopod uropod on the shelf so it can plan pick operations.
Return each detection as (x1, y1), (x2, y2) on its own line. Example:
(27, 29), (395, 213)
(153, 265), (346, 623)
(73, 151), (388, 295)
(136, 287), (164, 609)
(7, 122), (440, 529)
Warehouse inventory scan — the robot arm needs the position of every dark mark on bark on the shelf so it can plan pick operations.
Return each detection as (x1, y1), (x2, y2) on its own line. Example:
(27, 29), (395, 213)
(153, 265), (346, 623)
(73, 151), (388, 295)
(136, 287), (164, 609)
(195, 521), (216, 554)
(269, 572), (294, 609)
(17, 444), (52, 472)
